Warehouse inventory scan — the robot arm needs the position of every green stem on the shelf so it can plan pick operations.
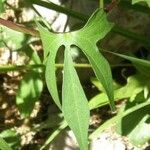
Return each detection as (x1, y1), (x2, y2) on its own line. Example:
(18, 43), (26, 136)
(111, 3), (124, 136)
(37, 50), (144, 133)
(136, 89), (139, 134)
(100, 0), (104, 9)
(0, 63), (132, 72)
(0, 18), (39, 36)
(0, 64), (44, 72)
(28, 0), (87, 21)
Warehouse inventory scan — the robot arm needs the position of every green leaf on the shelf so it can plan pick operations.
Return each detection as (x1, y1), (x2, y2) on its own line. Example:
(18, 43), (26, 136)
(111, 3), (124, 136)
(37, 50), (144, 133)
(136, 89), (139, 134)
(89, 93), (109, 110)
(38, 9), (115, 110)
(116, 96), (150, 146)
(37, 23), (62, 109)
(89, 97), (150, 140)
(0, 0), (5, 13)
(91, 78), (121, 92)
(89, 74), (150, 110)
(38, 9), (115, 149)
(0, 137), (12, 150)
(111, 53), (150, 68)
(128, 115), (150, 146)
(0, 129), (20, 150)
(111, 52), (150, 76)
(132, 0), (150, 7)
(16, 47), (43, 118)
(62, 47), (90, 150)
(112, 53), (150, 68)
(16, 71), (43, 118)
(0, 25), (26, 50)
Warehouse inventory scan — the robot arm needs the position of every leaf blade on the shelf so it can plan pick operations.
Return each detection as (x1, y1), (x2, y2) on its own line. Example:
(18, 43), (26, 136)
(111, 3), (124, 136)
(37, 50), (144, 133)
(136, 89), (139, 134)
(62, 47), (90, 150)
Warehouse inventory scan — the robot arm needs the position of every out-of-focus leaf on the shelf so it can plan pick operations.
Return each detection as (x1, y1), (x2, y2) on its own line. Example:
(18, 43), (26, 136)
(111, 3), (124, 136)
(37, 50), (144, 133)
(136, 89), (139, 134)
(128, 115), (150, 146)
(89, 74), (150, 110)
(89, 97), (150, 140)
(16, 71), (43, 118)
(91, 77), (121, 92)
(116, 96), (150, 146)
(89, 93), (109, 110)
(0, 137), (12, 150)
(91, 77), (106, 92)
(111, 52), (150, 76)
(0, 129), (20, 150)
(40, 120), (68, 150)
(0, 0), (5, 13)
(62, 47), (90, 150)
(25, 45), (42, 65)
(111, 52), (150, 67)
(16, 46), (43, 118)
(0, 25), (26, 50)
(132, 0), (150, 7)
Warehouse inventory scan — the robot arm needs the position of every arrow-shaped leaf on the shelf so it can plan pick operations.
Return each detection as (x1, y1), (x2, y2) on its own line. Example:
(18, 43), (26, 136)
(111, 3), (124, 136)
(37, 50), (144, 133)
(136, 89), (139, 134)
(38, 9), (115, 110)
(38, 9), (115, 149)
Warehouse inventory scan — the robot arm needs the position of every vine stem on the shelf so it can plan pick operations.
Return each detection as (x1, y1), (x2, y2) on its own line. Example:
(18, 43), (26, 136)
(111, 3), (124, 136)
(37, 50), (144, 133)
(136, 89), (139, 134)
(0, 63), (132, 72)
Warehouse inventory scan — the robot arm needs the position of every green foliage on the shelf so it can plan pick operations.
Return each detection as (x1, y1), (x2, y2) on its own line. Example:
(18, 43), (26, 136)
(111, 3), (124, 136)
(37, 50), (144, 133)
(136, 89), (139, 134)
(111, 53), (150, 68)
(89, 73), (150, 145)
(0, 129), (20, 150)
(0, 137), (12, 150)
(16, 70), (43, 118)
(16, 46), (43, 118)
(89, 97), (150, 140)
(116, 99), (150, 146)
(89, 74), (150, 109)
(0, 0), (150, 149)
(89, 55), (150, 145)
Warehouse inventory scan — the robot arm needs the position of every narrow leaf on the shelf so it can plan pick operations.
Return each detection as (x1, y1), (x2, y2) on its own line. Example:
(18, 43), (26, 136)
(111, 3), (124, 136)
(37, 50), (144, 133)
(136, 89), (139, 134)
(111, 52), (150, 67)
(37, 23), (62, 109)
(80, 44), (115, 111)
(62, 47), (90, 150)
